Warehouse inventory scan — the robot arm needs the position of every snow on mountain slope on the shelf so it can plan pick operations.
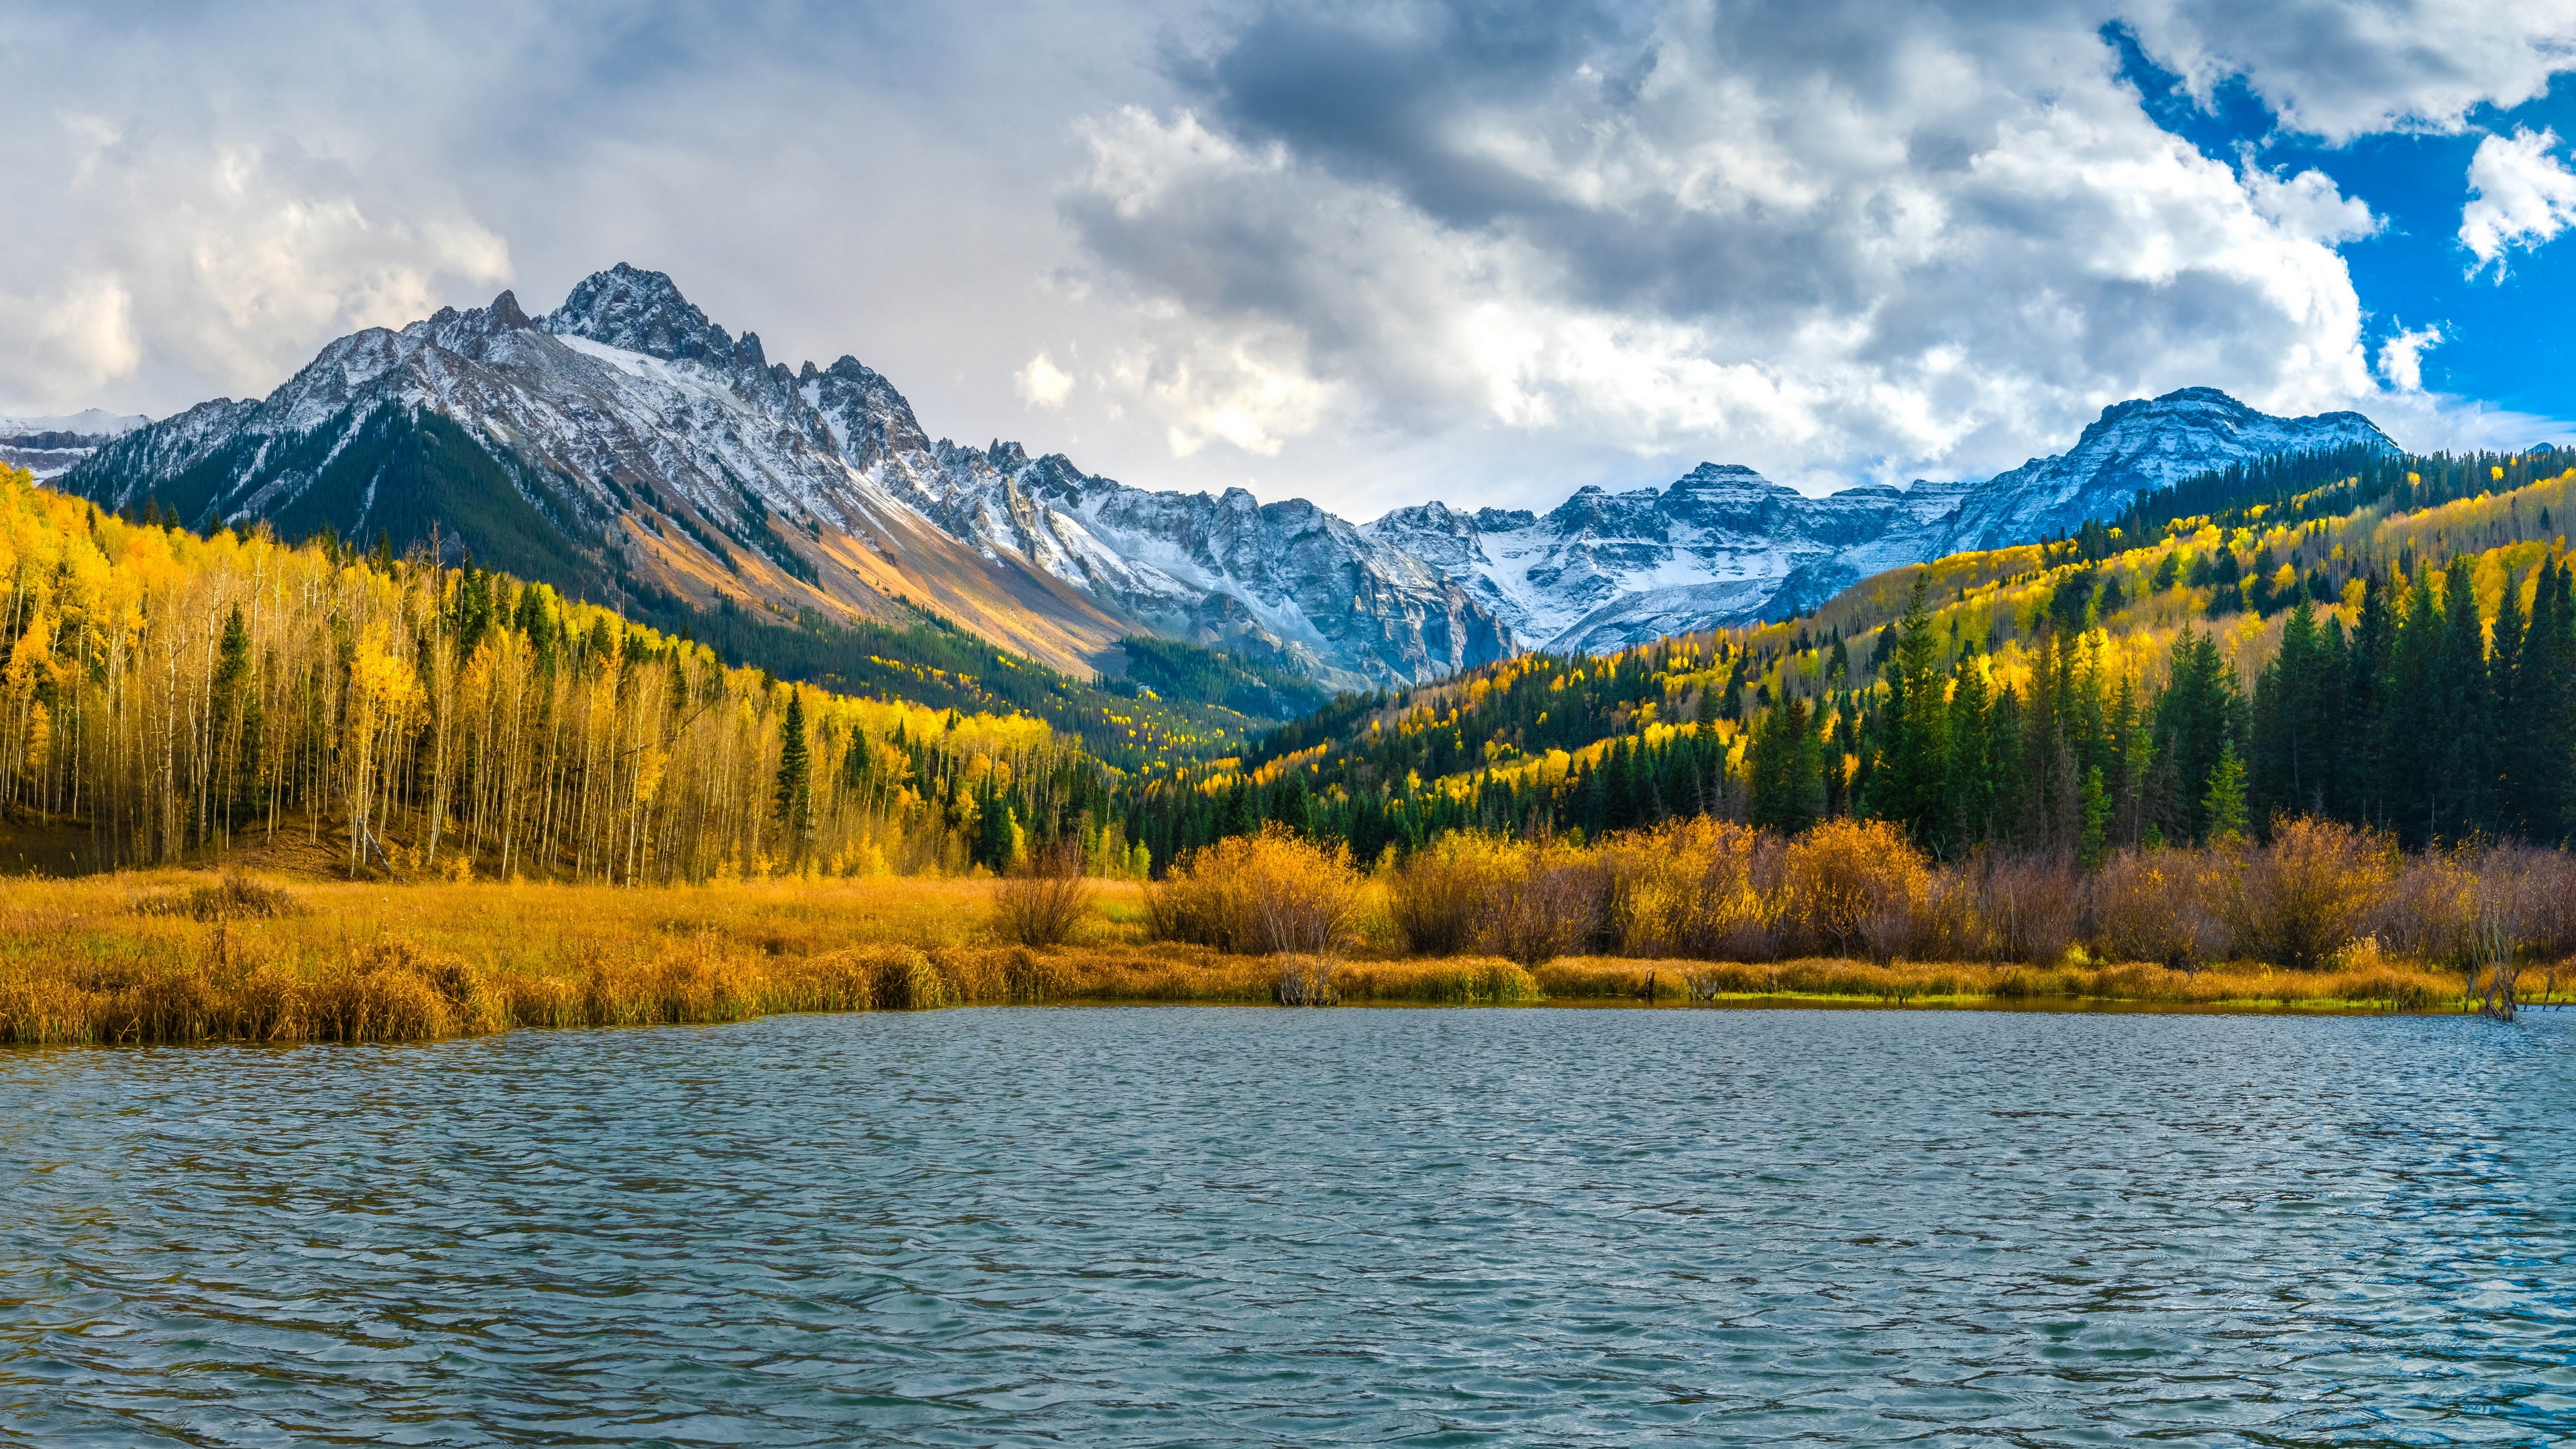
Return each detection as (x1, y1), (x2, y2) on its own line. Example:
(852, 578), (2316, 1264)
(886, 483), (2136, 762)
(1366, 464), (1974, 651)
(57, 265), (1508, 688)
(0, 410), (151, 479)
(1929, 387), (2391, 552)
(52, 263), (2396, 687)
(1366, 390), (2393, 653)
(62, 274), (1134, 676)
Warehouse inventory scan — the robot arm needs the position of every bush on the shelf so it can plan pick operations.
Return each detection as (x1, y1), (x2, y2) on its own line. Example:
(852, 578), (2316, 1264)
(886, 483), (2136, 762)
(1479, 842), (1610, 967)
(2222, 817), (2393, 970)
(1601, 819), (1782, 961)
(1955, 851), (2082, 963)
(2090, 849), (2226, 970)
(1782, 819), (1929, 963)
(991, 840), (1095, 948)
(133, 872), (304, 922)
(1386, 833), (1514, 955)
(1147, 826), (1362, 957)
(2373, 851), (2477, 969)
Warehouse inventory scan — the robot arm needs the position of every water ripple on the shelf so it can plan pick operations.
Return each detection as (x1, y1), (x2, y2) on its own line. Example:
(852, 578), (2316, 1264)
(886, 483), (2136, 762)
(1, 1008), (2569, 1445)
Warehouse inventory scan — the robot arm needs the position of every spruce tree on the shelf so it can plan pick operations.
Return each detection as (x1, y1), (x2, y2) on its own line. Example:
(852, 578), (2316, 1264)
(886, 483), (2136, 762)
(2204, 739), (2249, 847)
(2078, 765), (2110, 870)
(1748, 696), (1821, 835)
(773, 688), (813, 851)
(1868, 573), (1950, 849)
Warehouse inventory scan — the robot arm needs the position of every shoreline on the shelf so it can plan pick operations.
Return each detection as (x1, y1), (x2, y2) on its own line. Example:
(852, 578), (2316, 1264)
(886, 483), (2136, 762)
(0, 869), (2540, 1046)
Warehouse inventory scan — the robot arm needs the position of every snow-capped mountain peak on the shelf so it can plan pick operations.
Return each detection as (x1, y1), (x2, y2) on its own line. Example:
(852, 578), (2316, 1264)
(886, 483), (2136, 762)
(1365, 391), (2393, 654)
(50, 263), (2398, 686)
(58, 265), (1509, 689)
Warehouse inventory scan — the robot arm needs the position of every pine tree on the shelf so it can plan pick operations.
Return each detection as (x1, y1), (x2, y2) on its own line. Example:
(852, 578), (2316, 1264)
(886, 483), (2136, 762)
(2078, 765), (2110, 870)
(2486, 565), (2534, 839)
(773, 688), (812, 850)
(209, 604), (261, 830)
(1943, 644), (1996, 848)
(2154, 627), (2236, 844)
(1747, 695), (1821, 835)
(1868, 572), (1950, 849)
(2251, 599), (2330, 822)
(2432, 553), (2488, 841)
(2204, 739), (2249, 847)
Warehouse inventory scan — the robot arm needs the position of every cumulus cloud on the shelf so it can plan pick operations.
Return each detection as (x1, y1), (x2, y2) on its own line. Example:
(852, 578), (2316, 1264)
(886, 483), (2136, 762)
(1016, 352), (1077, 408)
(2460, 127), (2576, 277)
(2120, 0), (2576, 142)
(2375, 325), (2443, 392)
(1060, 0), (2412, 491)
(0, 101), (507, 410)
(6, 0), (2575, 510)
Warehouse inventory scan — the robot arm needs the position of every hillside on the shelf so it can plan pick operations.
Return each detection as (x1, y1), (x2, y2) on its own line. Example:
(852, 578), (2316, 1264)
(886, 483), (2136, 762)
(1125, 447), (2576, 865)
(0, 462), (1208, 881)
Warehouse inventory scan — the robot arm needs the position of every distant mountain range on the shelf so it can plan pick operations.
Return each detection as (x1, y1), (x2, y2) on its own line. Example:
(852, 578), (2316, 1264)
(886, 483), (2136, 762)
(1368, 387), (2393, 653)
(54, 266), (2394, 687)
(1, 409), (150, 479)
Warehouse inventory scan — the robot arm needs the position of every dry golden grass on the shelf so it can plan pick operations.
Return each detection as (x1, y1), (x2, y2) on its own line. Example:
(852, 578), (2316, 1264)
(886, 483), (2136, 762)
(0, 867), (2534, 1046)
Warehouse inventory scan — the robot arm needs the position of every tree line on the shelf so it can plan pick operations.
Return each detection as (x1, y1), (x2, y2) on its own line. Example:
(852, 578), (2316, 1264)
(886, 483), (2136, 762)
(0, 468), (1118, 881)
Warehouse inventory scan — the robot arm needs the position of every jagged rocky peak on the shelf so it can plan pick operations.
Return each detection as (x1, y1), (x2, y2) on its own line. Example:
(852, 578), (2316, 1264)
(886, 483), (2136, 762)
(543, 263), (739, 362)
(808, 354), (933, 464)
(408, 290), (535, 352)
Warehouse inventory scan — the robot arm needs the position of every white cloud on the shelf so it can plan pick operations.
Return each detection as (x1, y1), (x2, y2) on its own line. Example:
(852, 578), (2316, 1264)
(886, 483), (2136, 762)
(2460, 127), (2576, 276)
(0, 273), (140, 402)
(2375, 325), (2443, 392)
(2120, 1), (2576, 143)
(3, 0), (2573, 513)
(1059, 5), (2403, 494)
(0, 110), (508, 410)
(1015, 352), (1076, 408)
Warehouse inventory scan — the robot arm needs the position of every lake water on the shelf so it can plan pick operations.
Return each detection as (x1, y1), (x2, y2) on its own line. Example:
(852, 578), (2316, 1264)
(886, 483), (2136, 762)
(1, 1007), (2569, 1446)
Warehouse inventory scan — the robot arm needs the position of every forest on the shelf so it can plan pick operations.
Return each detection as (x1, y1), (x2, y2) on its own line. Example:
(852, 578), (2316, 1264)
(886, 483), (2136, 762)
(18, 445), (2576, 909)
(6, 443), (2576, 1040)
(1120, 449), (2576, 869)
(0, 466), (1142, 884)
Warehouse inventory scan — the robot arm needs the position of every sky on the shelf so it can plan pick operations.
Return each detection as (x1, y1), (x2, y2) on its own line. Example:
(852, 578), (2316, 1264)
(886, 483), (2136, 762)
(5, 1), (2576, 519)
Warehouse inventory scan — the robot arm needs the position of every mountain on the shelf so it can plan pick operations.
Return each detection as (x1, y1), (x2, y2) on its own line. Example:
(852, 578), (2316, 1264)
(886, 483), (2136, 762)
(1365, 388), (2394, 653)
(1, 410), (150, 479)
(54, 262), (2392, 687)
(57, 266), (1505, 690)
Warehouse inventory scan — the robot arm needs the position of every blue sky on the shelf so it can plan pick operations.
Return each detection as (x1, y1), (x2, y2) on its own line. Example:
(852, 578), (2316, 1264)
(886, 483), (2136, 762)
(3, 1), (2574, 516)
(2112, 25), (2576, 423)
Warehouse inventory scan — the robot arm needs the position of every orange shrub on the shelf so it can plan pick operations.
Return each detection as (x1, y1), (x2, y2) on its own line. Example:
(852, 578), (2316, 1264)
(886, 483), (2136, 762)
(2222, 817), (2394, 970)
(1146, 826), (1361, 957)
(1782, 818), (1929, 963)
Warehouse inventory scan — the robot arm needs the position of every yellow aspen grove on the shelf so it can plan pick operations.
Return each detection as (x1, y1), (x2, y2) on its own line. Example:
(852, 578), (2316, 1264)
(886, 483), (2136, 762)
(0, 467), (1081, 881)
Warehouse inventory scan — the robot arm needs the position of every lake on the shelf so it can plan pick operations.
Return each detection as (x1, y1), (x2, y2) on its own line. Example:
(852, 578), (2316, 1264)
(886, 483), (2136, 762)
(1, 1007), (2569, 1445)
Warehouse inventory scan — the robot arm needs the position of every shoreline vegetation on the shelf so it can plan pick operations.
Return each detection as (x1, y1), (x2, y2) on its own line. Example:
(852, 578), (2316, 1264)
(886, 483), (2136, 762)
(2, 816), (2564, 1046)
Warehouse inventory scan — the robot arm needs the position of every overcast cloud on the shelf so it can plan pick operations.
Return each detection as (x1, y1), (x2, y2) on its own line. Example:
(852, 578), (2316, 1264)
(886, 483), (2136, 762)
(3, 0), (2573, 515)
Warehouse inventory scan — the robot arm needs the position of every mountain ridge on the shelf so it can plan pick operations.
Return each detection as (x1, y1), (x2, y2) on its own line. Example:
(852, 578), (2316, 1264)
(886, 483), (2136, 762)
(57, 263), (2394, 687)
(1366, 386), (2393, 653)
